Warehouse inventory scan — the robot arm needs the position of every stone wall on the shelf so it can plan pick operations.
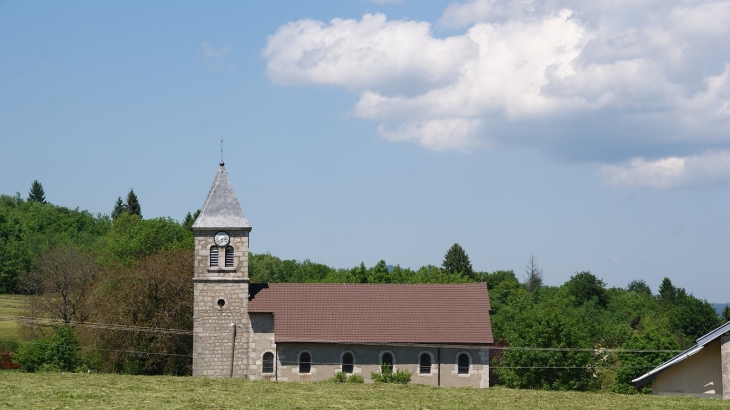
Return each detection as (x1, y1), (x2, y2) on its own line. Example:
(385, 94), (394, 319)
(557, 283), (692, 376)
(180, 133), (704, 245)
(193, 228), (252, 378)
(260, 343), (489, 388)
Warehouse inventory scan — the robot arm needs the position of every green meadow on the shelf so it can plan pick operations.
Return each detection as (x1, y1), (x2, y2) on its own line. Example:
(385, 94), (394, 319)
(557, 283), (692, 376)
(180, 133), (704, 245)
(2, 372), (729, 409)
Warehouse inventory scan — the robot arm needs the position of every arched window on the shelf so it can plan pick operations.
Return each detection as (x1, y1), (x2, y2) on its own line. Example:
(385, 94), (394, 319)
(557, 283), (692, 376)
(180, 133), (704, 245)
(419, 353), (432, 374)
(299, 351), (311, 374)
(209, 246), (218, 267)
(458, 353), (470, 375)
(341, 352), (354, 374)
(225, 246), (234, 267)
(262, 352), (274, 374)
(380, 352), (394, 372)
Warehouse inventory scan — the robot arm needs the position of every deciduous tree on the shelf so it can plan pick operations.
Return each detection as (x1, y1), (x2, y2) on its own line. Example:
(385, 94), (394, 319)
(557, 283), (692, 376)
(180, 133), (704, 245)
(21, 245), (98, 338)
(88, 248), (194, 375)
(627, 279), (651, 296)
(565, 271), (609, 308)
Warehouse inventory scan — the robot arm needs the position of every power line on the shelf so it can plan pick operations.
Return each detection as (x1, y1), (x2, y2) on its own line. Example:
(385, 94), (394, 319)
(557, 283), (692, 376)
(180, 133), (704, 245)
(1, 314), (685, 353)
(0, 339), (192, 358)
(0, 315), (192, 335)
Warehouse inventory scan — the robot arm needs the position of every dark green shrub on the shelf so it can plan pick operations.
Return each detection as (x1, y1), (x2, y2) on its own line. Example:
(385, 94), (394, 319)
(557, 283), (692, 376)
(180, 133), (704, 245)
(13, 326), (80, 372)
(347, 374), (364, 383)
(392, 369), (412, 384)
(330, 371), (348, 382)
(48, 326), (79, 372)
(371, 364), (411, 384)
(13, 339), (51, 372)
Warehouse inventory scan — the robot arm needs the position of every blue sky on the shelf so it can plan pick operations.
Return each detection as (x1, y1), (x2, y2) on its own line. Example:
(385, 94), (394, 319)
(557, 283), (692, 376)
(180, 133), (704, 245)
(2, 1), (729, 302)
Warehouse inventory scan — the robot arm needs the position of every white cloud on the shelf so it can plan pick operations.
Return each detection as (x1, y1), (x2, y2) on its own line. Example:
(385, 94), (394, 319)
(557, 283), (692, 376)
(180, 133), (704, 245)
(263, 1), (730, 189)
(199, 42), (231, 60)
(601, 151), (730, 189)
(262, 14), (477, 93)
(377, 118), (485, 152)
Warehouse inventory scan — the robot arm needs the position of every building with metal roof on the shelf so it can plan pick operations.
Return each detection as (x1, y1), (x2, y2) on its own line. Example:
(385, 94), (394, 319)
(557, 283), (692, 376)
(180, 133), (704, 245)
(632, 321), (730, 399)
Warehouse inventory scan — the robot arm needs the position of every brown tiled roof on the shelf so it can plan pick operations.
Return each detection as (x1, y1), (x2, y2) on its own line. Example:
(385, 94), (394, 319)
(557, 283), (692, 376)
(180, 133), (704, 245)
(248, 283), (493, 345)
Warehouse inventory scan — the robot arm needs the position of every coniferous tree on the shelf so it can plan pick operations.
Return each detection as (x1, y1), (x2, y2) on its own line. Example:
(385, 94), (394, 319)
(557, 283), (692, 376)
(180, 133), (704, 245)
(722, 305), (730, 323)
(182, 209), (201, 230)
(27, 180), (46, 204)
(125, 189), (142, 218)
(523, 254), (543, 294)
(442, 243), (474, 279)
(657, 277), (678, 304)
(111, 197), (125, 220)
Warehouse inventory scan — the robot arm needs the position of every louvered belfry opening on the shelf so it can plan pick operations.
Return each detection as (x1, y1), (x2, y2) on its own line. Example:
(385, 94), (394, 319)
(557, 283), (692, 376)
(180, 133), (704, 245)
(209, 246), (219, 267)
(225, 246), (234, 267)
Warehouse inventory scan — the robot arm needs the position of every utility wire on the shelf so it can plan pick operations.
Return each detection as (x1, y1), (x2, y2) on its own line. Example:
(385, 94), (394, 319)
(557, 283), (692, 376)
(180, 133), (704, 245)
(1, 314), (686, 353)
(0, 339), (192, 358)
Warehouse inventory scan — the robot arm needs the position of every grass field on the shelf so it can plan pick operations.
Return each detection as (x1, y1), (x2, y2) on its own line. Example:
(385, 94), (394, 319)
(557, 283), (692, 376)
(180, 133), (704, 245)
(0, 294), (26, 343)
(2, 372), (730, 409)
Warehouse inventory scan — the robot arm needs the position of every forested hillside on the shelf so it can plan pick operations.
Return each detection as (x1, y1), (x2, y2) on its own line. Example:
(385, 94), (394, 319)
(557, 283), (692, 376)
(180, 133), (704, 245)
(1, 182), (727, 393)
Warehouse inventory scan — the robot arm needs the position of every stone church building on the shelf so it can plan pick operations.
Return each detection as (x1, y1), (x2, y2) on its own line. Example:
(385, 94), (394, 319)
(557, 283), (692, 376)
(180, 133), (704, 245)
(192, 162), (494, 387)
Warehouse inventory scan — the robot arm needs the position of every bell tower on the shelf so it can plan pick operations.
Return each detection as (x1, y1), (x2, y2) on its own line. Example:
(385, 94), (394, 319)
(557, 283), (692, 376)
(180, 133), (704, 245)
(192, 161), (252, 377)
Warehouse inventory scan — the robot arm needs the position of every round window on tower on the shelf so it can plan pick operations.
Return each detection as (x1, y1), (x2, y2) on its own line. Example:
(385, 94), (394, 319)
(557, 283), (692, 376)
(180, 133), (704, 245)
(217, 298), (225, 308)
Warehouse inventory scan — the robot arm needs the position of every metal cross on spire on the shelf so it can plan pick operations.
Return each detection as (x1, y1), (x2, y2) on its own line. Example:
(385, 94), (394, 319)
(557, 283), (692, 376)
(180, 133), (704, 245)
(220, 138), (224, 166)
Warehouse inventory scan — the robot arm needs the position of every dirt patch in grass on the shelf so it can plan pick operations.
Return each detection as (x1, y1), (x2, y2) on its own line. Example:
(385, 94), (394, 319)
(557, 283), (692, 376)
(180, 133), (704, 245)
(2, 372), (729, 409)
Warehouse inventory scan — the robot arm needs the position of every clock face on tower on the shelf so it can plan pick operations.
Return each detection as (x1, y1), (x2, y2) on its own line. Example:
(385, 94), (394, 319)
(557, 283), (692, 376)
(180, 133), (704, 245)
(214, 231), (230, 247)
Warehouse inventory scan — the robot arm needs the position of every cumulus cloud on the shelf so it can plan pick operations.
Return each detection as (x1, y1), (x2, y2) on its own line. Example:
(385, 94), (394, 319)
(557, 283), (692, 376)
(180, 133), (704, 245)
(602, 151), (730, 189)
(262, 14), (477, 94)
(262, 1), (730, 189)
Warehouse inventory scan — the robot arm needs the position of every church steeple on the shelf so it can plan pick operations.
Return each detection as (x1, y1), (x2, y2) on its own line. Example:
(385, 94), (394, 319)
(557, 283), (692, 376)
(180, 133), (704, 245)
(192, 161), (252, 378)
(192, 162), (251, 230)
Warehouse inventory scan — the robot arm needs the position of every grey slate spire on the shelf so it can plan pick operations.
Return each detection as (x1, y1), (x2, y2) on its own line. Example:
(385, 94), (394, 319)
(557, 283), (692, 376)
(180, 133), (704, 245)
(192, 162), (251, 229)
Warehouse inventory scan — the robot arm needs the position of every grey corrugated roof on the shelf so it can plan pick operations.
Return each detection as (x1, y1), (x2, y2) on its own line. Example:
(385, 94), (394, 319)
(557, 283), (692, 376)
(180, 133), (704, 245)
(632, 320), (730, 387)
(192, 162), (251, 230)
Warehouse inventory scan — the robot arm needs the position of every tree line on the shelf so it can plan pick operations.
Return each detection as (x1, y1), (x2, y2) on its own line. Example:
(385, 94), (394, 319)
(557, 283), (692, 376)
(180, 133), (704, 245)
(2, 181), (727, 393)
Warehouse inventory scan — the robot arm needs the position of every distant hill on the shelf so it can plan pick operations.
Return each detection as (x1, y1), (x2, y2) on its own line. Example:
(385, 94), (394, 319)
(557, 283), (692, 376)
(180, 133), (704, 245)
(712, 303), (729, 316)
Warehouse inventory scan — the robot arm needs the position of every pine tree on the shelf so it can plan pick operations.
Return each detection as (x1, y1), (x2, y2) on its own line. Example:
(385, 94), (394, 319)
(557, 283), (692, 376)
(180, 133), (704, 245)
(657, 277), (677, 304)
(125, 189), (142, 218)
(28, 180), (46, 204)
(442, 243), (474, 279)
(111, 197), (126, 220)
(182, 209), (201, 230)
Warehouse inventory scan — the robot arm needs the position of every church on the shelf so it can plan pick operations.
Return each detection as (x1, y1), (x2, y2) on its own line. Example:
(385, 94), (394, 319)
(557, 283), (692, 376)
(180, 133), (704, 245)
(191, 162), (494, 387)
